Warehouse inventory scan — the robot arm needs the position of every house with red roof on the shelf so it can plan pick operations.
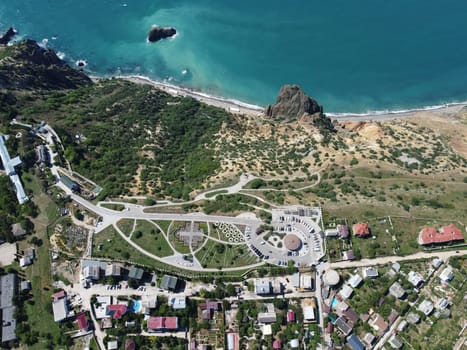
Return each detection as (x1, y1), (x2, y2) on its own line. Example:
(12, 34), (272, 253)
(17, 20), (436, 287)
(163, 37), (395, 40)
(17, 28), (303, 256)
(352, 223), (370, 237)
(287, 310), (295, 322)
(199, 300), (221, 320)
(106, 304), (127, 320)
(124, 339), (136, 350)
(147, 316), (178, 332)
(76, 312), (89, 331)
(418, 224), (464, 245)
(52, 290), (66, 301)
(273, 339), (282, 349)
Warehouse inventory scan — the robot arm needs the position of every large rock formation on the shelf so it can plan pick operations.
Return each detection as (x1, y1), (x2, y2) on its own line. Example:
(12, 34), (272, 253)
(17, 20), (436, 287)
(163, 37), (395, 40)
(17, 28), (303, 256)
(147, 25), (176, 43)
(265, 84), (322, 120)
(0, 27), (17, 45)
(0, 39), (92, 90)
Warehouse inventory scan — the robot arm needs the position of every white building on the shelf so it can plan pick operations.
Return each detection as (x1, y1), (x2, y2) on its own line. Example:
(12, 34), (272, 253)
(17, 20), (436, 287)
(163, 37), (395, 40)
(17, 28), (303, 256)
(408, 271), (424, 287)
(417, 300), (434, 316)
(439, 267), (454, 283)
(52, 298), (69, 322)
(348, 274), (363, 288)
(362, 267), (379, 278)
(339, 285), (353, 299)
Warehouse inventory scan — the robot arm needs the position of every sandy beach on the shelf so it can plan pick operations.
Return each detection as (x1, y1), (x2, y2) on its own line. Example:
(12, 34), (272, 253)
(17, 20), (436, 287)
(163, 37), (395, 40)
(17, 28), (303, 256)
(123, 75), (265, 117)
(112, 75), (467, 122)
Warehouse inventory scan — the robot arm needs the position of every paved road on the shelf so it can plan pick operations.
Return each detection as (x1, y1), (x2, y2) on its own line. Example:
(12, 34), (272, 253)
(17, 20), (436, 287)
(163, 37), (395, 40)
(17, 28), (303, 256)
(330, 250), (466, 269)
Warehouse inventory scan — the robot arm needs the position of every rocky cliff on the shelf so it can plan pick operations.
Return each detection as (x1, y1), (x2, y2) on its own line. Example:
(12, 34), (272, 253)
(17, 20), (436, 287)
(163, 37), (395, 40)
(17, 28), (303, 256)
(265, 84), (322, 120)
(0, 39), (92, 90)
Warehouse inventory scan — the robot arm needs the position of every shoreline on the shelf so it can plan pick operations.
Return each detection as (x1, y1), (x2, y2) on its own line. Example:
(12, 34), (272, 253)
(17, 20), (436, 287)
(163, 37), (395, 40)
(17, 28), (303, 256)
(94, 74), (467, 121)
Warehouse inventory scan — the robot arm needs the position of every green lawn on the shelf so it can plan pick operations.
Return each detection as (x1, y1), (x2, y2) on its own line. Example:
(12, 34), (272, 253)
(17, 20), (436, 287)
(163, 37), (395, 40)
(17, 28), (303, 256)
(132, 220), (173, 257)
(22, 174), (62, 348)
(116, 218), (135, 236)
(153, 220), (172, 234)
(195, 238), (257, 269)
(101, 203), (125, 211)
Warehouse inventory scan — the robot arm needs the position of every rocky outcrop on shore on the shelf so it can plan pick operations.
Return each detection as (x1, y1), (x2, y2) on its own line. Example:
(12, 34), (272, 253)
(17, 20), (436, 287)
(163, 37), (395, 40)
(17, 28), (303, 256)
(0, 39), (92, 90)
(0, 27), (17, 45)
(265, 84), (322, 120)
(147, 25), (176, 43)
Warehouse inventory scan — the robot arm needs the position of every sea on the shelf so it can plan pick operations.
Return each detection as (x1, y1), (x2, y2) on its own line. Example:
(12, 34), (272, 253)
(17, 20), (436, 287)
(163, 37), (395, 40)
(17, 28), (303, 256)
(1, 0), (467, 114)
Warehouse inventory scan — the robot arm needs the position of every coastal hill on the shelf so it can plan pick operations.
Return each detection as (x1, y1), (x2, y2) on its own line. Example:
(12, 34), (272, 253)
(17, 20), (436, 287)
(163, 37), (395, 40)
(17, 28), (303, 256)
(0, 39), (465, 223)
(0, 39), (91, 90)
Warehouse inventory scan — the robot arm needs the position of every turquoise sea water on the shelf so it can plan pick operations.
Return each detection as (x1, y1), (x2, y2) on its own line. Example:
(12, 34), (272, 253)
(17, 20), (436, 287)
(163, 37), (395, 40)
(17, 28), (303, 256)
(1, 0), (467, 113)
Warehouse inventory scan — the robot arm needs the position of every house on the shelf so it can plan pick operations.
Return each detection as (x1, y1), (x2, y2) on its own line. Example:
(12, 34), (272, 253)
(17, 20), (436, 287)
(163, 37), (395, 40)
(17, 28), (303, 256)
(292, 272), (300, 288)
(83, 265), (100, 280)
(391, 262), (401, 273)
(52, 290), (66, 301)
(369, 314), (388, 335)
(432, 258), (443, 269)
(347, 334), (365, 350)
(327, 322), (333, 333)
(128, 267), (144, 281)
(338, 224), (350, 239)
(106, 304), (127, 319)
(439, 267), (454, 283)
(362, 267), (378, 278)
(437, 298), (449, 310)
(11, 223), (26, 238)
(353, 223), (370, 237)
(76, 312), (89, 331)
(141, 295), (157, 314)
(262, 324), (272, 336)
(325, 228), (338, 237)
(348, 274), (363, 288)
(125, 339), (136, 350)
(147, 316), (178, 332)
(160, 275), (179, 291)
(303, 306), (315, 321)
(418, 224), (464, 245)
(168, 296), (186, 309)
(336, 300), (349, 313)
(0, 274), (17, 343)
(20, 280), (31, 293)
(52, 298), (69, 322)
(408, 271), (424, 287)
(287, 310), (295, 322)
(388, 309), (399, 325)
(406, 312), (420, 324)
(388, 334), (403, 349)
(339, 285), (353, 299)
(105, 264), (121, 277)
(343, 249), (355, 261)
(290, 339), (299, 349)
(226, 333), (239, 350)
(301, 274), (314, 290)
(343, 308), (360, 324)
(255, 279), (270, 294)
(389, 282), (406, 299)
(107, 340), (118, 350)
(257, 312), (277, 324)
(363, 332), (375, 346)
(335, 316), (352, 336)
(199, 300), (221, 320)
(417, 300), (434, 316)
(397, 320), (408, 332)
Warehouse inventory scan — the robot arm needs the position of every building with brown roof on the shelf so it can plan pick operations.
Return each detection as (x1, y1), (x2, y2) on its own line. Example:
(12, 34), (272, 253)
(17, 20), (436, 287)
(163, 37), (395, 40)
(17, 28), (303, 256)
(353, 223), (370, 237)
(338, 224), (350, 239)
(147, 316), (178, 332)
(369, 314), (388, 335)
(418, 224), (464, 245)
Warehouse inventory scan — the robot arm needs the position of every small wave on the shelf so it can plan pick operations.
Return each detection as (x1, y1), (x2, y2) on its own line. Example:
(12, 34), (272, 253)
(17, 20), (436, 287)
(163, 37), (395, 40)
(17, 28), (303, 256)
(39, 38), (48, 48)
(327, 101), (467, 117)
(57, 51), (65, 60)
(75, 59), (88, 68)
